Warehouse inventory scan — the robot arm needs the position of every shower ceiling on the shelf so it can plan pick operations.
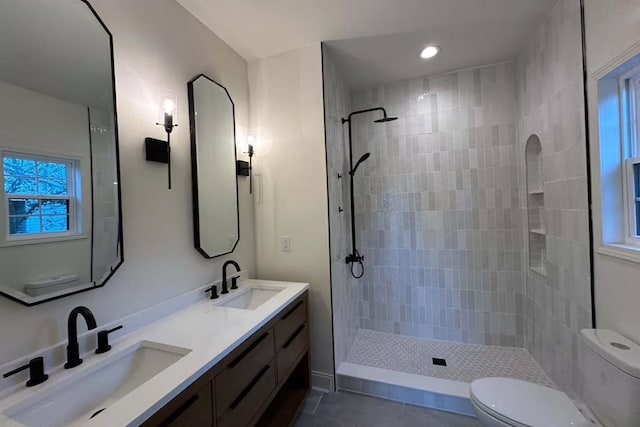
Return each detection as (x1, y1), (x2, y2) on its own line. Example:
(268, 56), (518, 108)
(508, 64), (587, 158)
(177, 0), (556, 89)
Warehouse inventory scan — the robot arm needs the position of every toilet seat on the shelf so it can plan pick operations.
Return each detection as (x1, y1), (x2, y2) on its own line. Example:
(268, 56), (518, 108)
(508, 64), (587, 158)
(470, 378), (590, 427)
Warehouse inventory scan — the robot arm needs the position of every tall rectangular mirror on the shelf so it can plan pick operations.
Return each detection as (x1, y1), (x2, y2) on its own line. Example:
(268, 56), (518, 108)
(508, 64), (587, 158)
(0, 0), (123, 306)
(188, 75), (239, 259)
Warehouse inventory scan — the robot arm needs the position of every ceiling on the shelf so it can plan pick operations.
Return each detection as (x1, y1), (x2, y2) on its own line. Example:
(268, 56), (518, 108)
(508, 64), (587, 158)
(177, 0), (557, 90)
(0, 0), (113, 109)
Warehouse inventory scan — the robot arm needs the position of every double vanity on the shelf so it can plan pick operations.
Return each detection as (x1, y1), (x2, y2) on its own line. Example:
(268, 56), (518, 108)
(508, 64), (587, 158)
(0, 1), (309, 426)
(0, 278), (310, 427)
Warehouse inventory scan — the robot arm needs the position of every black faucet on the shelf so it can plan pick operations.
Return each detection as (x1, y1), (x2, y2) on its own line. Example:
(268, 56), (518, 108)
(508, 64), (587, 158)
(221, 260), (240, 294)
(64, 306), (97, 369)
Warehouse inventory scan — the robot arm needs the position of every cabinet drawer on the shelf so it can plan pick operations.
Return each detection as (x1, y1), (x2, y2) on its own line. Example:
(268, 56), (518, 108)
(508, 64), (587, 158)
(142, 382), (213, 427)
(276, 322), (308, 382)
(215, 330), (275, 415)
(218, 362), (276, 427)
(275, 297), (306, 350)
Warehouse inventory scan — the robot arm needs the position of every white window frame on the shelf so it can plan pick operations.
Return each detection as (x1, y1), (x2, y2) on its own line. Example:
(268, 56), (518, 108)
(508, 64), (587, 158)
(619, 67), (640, 246)
(1, 150), (82, 244)
(624, 156), (640, 241)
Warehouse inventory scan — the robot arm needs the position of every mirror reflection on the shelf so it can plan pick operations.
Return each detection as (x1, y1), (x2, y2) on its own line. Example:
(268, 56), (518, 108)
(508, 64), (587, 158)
(188, 75), (239, 259)
(0, 0), (123, 305)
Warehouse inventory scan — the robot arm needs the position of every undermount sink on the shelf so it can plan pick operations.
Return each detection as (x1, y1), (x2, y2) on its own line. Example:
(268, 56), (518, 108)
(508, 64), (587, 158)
(218, 285), (283, 310)
(2, 341), (191, 427)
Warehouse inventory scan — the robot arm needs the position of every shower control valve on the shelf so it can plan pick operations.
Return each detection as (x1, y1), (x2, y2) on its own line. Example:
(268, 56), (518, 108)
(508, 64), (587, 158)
(346, 253), (364, 264)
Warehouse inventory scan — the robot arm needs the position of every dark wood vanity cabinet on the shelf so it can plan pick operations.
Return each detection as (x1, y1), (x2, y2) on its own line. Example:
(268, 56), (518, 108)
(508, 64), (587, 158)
(143, 379), (214, 427)
(142, 291), (310, 427)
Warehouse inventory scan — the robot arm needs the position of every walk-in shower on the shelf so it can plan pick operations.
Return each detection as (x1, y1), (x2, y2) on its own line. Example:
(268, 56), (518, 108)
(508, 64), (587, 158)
(323, 4), (593, 411)
(342, 108), (397, 279)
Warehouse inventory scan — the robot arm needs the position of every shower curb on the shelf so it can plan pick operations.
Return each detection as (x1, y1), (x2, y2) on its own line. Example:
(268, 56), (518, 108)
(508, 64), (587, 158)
(336, 362), (476, 417)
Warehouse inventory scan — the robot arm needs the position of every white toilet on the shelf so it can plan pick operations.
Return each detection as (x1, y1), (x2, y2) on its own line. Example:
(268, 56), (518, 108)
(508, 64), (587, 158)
(470, 329), (640, 427)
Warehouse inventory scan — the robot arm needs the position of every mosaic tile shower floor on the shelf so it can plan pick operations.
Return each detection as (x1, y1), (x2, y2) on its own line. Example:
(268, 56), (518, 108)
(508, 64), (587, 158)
(346, 329), (554, 387)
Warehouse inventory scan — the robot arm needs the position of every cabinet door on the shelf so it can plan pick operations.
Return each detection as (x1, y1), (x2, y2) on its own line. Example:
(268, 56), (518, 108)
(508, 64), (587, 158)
(142, 382), (213, 427)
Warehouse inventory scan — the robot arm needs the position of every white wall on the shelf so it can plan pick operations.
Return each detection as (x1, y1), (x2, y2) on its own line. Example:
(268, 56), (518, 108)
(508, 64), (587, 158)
(249, 44), (334, 388)
(0, 81), (92, 292)
(0, 0), (255, 366)
(585, 0), (640, 343)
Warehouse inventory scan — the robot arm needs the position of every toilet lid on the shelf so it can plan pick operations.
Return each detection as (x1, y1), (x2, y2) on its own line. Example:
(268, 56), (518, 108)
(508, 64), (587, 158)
(470, 378), (589, 427)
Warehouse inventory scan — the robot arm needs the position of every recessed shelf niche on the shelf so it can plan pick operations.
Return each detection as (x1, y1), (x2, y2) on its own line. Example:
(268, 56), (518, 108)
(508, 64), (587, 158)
(525, 135), (546, 277)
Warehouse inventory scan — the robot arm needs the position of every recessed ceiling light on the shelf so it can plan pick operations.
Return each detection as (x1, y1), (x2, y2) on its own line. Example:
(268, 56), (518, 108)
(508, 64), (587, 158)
(420, 45), (440, 59)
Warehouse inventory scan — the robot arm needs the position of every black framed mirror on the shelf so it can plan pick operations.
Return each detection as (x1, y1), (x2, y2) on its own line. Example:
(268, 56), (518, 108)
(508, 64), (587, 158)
(0, 0), (123, 306)
(188, 75), (240, 259)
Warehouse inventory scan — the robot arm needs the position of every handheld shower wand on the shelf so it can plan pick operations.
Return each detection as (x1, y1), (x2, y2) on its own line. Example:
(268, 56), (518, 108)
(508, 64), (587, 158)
(342, 108), (397, 279)
(350, 153), (371, 176)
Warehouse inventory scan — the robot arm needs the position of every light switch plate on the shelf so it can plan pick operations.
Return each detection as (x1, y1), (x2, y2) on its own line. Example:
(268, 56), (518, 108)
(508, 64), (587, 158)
(280, 236), (291, 252)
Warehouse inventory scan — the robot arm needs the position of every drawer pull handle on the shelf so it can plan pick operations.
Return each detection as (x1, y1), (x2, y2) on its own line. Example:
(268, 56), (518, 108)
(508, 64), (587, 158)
(283, 324), (305, 349)
(229, 365), (270, 410)
(159, 394), (199, 427)
(281, 300), (304, 320)
(229, 332), (269, 368)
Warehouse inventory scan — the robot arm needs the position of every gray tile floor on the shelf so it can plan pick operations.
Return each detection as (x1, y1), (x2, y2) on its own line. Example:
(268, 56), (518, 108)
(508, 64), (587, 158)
(295, 390), (481, 427)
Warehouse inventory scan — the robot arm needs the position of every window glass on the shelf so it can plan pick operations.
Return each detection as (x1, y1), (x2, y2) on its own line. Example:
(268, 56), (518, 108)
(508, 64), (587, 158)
(3, 153), (75, 237)
(635, 163), (640, 236)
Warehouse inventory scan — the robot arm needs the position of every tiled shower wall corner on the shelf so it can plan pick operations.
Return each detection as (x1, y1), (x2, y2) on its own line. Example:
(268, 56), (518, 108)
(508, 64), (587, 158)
(90, 107), (120, 281)
(350, 62), (526, 347)
(322, 47), (360, 368)
(516, 0), (592, 399)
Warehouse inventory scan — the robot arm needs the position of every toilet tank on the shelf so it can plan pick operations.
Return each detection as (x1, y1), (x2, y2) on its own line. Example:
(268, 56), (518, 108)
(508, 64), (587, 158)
(581, 329), (640, 427)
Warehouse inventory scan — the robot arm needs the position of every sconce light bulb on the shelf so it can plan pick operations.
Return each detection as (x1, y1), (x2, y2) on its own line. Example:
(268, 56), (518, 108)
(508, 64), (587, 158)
(163, 99), (176, 115)
(247, 134), (256, 145)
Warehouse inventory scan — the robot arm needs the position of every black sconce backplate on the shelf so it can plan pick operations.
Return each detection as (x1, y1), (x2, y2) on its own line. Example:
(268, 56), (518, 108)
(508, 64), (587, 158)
(236, 160), (250, 176)
(145, 137), (169, 164)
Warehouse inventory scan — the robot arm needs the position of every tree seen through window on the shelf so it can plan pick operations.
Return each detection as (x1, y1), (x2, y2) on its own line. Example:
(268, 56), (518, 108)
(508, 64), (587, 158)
(3, 154), (72, 236)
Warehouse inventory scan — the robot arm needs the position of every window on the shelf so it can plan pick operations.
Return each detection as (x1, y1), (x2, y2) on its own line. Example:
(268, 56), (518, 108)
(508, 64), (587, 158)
(622, 70), (640, 243)
(1, 152), (80, 240)
(594, 54), (640, 261)
(625, 157), (640, 237)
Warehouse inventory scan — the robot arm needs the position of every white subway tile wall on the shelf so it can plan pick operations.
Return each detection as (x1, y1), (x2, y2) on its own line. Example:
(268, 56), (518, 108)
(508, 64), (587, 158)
(349, 62), (525, 347)
(517, 0), (592, 399)
(323, 48), (361, 367)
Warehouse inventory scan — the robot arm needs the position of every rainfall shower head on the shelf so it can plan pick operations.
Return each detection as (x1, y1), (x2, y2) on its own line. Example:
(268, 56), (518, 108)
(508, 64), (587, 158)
(350, 153), (371, 176)
(342, 107), (397, 124)
(374, 116), (398, 123)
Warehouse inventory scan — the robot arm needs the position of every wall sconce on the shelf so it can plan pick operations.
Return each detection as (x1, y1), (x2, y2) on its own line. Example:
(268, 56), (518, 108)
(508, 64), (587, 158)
(145, 90), (178, 189)
(236, 135), (255, 194)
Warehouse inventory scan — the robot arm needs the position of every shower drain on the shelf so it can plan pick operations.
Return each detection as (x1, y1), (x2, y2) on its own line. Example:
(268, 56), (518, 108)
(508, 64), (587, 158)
(432, 358), (447, 367)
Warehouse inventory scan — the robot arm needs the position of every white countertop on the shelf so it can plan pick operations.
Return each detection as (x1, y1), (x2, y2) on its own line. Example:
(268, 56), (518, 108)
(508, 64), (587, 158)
(0, 278), (309, 427)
